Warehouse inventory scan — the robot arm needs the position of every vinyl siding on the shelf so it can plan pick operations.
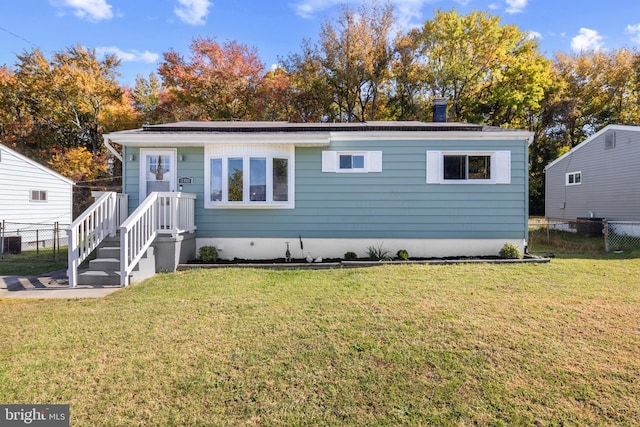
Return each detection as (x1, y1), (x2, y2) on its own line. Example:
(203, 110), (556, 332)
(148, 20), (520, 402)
(545, 128), (640, 220)
(0, 146), (73, 225)
(123, 137), (528, 241)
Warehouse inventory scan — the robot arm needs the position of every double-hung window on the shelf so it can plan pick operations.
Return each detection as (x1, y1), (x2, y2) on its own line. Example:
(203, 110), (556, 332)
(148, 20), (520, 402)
(206, 145), (294, 208)
(30, 190), (48, 202)
(566, 171), (581, 186)
(426, 151), (511, 184)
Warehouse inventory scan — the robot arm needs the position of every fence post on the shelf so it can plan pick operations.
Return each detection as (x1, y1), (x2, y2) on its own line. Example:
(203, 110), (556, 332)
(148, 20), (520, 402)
(604, 220), (610, 252)
(53, 222), (58, 261)
(1, 220), (4, 259)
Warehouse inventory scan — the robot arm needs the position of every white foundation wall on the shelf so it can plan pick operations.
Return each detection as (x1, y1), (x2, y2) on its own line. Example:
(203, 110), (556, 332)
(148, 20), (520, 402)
(195, 238), (527, 260)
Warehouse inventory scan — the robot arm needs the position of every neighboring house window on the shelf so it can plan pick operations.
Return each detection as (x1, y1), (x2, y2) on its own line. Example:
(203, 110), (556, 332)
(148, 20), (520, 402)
(205, 144), (294, 208)
(605, 132), (616, 149)
(322, 151), (383, 173)
(426, 151), (511, 184)
(566, 171), (582, 186)
(30, 190), (48, 202)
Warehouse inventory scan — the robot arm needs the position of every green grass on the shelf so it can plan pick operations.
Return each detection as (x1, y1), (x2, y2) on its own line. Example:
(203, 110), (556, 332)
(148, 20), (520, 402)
(1, 252), (640, 425)
(0, 247), (67, 276)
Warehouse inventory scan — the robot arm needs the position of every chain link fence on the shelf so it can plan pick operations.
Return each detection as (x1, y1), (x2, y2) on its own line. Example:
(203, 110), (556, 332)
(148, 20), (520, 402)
(528, 217), (640, 253)
(0, 221), (68, 261)
(605, 221), (640, 252)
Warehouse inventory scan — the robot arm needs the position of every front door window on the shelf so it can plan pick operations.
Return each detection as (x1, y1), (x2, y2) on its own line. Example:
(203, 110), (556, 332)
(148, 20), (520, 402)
(141, 150), (176, 197)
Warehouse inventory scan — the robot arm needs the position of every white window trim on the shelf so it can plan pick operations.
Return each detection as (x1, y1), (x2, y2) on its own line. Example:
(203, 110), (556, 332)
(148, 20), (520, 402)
(566, 171), (582, 186)
(322, 151), (383, 173)
(139, 149), (177, 197)
(426, 151), (511, 184)
(204, 144), (295, 209)
(30, 190), (48, 202)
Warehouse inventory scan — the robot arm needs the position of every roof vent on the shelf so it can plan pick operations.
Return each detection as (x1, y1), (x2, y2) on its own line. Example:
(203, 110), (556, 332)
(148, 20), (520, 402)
(433, 98), (447, 123)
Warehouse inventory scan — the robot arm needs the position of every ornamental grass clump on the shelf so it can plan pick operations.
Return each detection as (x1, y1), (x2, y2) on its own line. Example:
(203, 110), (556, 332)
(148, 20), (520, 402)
(499, 242), (523, 259)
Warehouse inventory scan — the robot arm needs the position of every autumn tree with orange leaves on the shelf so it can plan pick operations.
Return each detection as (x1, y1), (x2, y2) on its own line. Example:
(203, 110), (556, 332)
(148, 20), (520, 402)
(159, 38), (265, 121)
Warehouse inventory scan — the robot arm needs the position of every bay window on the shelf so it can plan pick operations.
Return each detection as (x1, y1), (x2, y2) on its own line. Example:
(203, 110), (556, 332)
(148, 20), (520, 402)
(205, 145), (293, 208)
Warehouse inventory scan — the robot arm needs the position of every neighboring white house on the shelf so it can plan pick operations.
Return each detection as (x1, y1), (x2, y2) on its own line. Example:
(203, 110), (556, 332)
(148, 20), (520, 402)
(545, 125), (640, 221)
(0, 144), (74, 226)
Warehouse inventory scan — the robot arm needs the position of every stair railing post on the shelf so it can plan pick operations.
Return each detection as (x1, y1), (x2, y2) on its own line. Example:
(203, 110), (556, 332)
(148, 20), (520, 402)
(67, 226), (78, 288)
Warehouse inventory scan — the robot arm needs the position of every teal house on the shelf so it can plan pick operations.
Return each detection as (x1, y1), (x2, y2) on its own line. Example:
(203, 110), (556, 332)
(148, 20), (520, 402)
(68, 121), (532, 286)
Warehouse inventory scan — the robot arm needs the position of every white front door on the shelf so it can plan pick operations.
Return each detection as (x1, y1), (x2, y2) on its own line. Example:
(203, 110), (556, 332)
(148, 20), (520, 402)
(140, 149), (177, 198)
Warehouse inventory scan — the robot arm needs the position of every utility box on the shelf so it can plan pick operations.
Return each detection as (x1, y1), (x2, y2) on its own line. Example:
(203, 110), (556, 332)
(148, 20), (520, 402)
(1, 236), (22, 254)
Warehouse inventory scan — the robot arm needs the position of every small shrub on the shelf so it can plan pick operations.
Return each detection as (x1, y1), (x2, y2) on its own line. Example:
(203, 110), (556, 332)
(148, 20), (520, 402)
(367, 243), (391, 261)
(499, 242), (522, 259)
(199, 246), (219, 262)
(344, 251), (358, 260)
(396, 249), (409, 260)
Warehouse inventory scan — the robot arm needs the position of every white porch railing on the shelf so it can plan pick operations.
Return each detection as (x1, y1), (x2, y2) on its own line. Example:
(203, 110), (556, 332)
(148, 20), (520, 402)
(119, 192), (196, 287)
(67, 192), (129, 288)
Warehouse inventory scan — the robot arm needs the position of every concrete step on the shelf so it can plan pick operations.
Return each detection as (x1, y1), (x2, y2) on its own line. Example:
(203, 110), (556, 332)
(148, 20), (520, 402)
(100, 239), (120, 248)
(97, 246), (120, 259)
(77, 269), (121, 286)
(88, 258), (120, 272)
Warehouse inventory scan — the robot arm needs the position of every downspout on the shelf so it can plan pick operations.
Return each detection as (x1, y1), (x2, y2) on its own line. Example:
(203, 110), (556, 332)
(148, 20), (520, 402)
(525, 133), (534, 253)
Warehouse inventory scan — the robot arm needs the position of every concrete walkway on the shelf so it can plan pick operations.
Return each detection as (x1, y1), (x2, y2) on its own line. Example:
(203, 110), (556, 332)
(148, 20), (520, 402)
(0, 270), (121, 299)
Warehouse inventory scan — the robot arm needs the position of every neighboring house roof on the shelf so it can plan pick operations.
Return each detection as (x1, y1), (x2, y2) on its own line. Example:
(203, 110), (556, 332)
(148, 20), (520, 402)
(544, 124), (640, 171)
(0, 144), (74, 186)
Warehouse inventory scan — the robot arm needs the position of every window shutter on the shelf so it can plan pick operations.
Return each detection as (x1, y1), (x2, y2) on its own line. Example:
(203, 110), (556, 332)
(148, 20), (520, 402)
(369, 151), (382, 172)
(495, 151), (511, 184)
(322, 151), (337, 172)
(426, 151), (441, 183)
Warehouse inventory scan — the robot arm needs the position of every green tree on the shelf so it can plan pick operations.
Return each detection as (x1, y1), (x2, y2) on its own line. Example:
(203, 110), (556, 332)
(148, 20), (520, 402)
(318, 1), (394, 122)
(418, 9), (550, 127)
(1, 45), (123, 162)
(132, 72), (163, 124)
(388, 28), (429, 120)
(279, 40), (334, 122)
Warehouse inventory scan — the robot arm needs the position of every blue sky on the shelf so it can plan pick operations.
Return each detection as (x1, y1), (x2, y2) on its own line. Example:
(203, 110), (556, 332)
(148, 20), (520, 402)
(2, 0), (640, 86)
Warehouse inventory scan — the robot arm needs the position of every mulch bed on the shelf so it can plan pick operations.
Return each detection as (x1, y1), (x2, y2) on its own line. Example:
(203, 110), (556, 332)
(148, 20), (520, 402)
(178, 254), (549, 270)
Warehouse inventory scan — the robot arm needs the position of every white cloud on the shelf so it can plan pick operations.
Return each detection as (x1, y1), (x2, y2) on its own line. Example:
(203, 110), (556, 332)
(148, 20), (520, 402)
(571, 28), (603, 52)
(526, 30), (542, 40)
(174, 0), (211, 26)
(505, 0), (527, 14)
(51, 0), (113, 21)
(625, 23), (640, 44)
(96, 46), (160, 63)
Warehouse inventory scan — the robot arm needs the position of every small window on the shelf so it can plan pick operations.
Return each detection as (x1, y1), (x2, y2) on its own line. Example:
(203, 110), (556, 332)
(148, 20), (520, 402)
(339, 154), (365, 170)
(426, 151), (510, 184)
(605, 132), (616, 150)
(443, 154), (491, 181)
(566, 171), (581, 186)
(322, 151), (382, 173)
(30, 190), (47, 202)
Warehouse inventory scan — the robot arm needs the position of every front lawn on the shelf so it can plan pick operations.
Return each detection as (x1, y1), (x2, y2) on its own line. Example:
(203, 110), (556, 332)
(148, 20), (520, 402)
(0, 247), (67, 276)
(1, 256), (639, 425)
